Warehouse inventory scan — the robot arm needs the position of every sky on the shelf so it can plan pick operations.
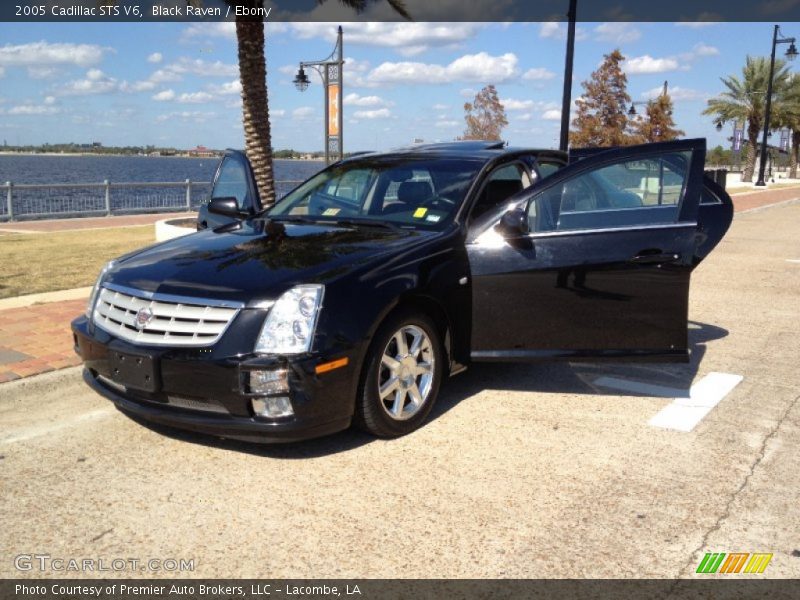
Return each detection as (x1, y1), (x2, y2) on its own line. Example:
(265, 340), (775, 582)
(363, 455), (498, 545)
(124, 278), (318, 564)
(0, 20), (797, 152)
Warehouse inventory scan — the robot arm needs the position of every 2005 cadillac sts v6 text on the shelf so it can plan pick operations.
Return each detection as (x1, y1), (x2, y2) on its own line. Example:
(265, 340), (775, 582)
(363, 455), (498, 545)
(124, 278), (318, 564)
(71, 139), (733, 442)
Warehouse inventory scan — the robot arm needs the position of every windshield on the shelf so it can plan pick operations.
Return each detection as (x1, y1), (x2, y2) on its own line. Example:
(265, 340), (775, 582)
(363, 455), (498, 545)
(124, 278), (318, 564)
(268, 157), (483, 228)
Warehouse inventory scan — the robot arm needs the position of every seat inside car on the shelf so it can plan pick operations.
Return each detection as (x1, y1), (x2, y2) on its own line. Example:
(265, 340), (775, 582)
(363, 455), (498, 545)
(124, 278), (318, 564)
(471, 179), (523, 221)
(383, 180), (433, 214)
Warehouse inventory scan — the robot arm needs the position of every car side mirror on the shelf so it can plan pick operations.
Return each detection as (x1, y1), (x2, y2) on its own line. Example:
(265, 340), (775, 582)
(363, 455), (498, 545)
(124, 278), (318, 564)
(495, 207), (528, 237)
(209, 197), (248, 219)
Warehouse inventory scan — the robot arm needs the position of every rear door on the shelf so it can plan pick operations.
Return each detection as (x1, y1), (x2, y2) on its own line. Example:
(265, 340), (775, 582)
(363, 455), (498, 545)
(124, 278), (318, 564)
(468, 139), (725, 362)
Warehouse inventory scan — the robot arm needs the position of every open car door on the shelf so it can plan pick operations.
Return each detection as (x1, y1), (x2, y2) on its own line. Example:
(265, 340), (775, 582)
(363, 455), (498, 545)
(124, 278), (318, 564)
(467, 138), (733, 362)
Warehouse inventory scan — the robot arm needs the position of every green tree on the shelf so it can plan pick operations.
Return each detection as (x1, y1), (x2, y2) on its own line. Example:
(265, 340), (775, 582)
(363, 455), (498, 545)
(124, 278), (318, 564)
(630, 92), (684, 143)
(703, 56), (792, 182)
(770, 74), (800, 178)
(462, 85), (509, 141)
(570, 49), (632, 147)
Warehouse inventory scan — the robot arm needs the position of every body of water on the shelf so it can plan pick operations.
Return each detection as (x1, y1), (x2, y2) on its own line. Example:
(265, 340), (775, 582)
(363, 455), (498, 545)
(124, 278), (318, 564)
(0, 155), (326, 220)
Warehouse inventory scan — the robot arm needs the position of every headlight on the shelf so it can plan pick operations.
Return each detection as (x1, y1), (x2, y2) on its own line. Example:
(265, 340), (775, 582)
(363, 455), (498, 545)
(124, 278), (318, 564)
(254, 284), (324, 354)
(85, 259), (116, 318)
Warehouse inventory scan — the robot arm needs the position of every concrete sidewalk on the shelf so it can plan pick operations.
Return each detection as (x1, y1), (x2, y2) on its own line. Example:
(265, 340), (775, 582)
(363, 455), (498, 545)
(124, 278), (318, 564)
(0, 211), (196, 234)
(0, 188), (797, 384)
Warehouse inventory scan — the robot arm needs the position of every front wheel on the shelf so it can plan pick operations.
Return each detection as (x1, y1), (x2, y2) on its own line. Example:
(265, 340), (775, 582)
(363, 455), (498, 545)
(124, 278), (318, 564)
(356, 312), (444, 438)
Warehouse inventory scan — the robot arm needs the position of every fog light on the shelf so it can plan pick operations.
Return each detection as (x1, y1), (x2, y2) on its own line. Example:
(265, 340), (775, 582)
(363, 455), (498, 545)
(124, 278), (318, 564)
(252, 396), (294, 419)
(248, 369), (289, 395)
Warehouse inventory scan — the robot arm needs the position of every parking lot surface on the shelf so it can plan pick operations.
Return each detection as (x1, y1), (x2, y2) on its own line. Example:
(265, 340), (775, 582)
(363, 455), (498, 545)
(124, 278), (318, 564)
(1, 203), (798, 578)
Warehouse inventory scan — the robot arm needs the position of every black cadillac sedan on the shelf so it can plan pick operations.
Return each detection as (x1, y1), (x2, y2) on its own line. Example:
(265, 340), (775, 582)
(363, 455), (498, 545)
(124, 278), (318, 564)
(72, 139), (733, 442)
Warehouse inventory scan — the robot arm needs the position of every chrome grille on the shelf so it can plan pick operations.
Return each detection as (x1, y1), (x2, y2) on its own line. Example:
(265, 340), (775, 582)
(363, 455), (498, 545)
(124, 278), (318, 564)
(93, 284), (243, 347)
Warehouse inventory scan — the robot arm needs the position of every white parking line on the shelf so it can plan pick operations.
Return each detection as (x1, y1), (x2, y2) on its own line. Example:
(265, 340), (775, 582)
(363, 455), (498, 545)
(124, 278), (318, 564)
(648, 373), (743, 432)
(0, 408), (115, 444)
(593, 372), (744, 432)
(786, 259), (800, 263)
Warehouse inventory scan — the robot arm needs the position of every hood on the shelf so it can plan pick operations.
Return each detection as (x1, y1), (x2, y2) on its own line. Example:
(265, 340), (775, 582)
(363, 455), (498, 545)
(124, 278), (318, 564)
(105, 219), (434, 302)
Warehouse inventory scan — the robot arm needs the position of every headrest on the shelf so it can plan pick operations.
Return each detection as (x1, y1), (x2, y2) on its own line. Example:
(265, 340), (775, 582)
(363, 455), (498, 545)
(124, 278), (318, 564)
(397, 181), (433, 205)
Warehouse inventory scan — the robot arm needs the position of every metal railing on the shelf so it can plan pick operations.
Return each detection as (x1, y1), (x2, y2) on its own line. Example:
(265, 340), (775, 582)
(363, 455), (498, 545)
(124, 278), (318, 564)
(0, 179), (304, 221)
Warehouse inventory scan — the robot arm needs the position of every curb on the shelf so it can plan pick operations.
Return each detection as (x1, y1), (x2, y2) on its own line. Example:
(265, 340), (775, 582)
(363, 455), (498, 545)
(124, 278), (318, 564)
(0, 366), (84, 402)
(0, 287), (91, 310)
(737, 196), (800, 215)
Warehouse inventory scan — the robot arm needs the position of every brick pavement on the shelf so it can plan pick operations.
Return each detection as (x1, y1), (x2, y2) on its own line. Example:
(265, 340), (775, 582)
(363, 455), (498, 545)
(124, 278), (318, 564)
(0, 187), (797, 383)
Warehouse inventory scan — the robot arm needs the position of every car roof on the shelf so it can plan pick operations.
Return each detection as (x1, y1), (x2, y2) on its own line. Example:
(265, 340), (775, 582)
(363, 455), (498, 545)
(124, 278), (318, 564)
(338, 141), (567, 164)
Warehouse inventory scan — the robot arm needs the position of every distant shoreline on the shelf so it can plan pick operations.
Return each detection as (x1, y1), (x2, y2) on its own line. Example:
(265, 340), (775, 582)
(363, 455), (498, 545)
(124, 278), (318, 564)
(0, 152), (325, 161)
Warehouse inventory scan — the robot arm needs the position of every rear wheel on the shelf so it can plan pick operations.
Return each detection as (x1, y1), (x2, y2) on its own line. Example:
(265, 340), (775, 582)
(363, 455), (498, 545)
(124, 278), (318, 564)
(356, 311), (443, 438)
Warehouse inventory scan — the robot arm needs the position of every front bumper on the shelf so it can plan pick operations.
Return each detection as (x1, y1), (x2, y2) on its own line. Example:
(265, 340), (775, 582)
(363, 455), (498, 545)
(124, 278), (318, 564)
(71, 316), (358, 443)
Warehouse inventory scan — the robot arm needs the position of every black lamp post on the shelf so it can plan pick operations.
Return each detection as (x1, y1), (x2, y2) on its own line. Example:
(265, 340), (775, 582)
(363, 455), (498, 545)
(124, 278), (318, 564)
(559, 0), (577, 152)
(755, 25), (797, 186)
(294, 26), (344, 164)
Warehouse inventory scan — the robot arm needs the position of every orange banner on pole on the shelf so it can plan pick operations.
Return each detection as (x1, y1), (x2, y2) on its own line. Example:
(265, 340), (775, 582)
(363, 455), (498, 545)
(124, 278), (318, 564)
(328, 84), (340, 136)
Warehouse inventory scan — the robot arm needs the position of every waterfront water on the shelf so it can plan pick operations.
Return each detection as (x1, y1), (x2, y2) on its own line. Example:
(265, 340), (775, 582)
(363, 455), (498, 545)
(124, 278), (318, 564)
(0, 155), (325, 185)
(0, 155), (326, 219)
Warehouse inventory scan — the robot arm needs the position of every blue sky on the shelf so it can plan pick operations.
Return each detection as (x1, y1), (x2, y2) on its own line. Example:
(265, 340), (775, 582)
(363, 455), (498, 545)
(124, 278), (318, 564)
(0, 21), (797, 151)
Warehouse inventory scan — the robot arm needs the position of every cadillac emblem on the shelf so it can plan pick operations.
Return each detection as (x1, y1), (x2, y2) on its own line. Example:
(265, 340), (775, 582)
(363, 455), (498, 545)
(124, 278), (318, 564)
(134, 307), (154, 330)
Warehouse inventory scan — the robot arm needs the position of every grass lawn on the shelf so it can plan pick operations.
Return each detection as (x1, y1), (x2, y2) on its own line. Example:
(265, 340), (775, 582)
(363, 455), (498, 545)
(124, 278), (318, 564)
(0, 226), (155, 299)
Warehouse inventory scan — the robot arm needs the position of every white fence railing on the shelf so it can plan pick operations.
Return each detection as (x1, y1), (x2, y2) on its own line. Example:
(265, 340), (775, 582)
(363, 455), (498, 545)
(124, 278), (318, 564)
(0, 179), (304, 221)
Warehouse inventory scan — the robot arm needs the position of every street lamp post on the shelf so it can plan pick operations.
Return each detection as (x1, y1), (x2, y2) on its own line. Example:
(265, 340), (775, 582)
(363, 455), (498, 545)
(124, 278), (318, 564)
(293, 26), (344, 164)
(559, 0), (578, 152)
(755, 24), (797, 186)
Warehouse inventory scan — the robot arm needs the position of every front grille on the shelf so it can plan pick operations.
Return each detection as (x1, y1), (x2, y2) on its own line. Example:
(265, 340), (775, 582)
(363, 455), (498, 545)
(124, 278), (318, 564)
(93, 284), (243, 347)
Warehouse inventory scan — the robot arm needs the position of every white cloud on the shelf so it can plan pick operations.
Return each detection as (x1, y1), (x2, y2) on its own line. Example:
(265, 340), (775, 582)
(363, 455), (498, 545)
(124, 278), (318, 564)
(152, 89), (176, 102)
(0, 42), (108, 69)
(271, 109), (286, 117)
(208, 80), (241, 96)
(593, 22), (641, 44)
(538, 22), (588, 41)
(292, 106), (315, 120)
(26, 66), (58, 79)
(120, 80), (156, 93)
(43, 96), (56, 105)
(689, 43), (720, 57)
(156, 111), (215, 123)
(148, 58), (238, 84)
(675, 16), (720, 27)
(432, 103), (450, 110)
(522, 67), (556, 81)
(368, 52), (519, 85)
(176, 92), (214, 104)
(503, 98), (535, 111)
(56, 70), (119, 96)
(460, 88), (477, 98)
(642, 86), (709, 101)
(624, 55), (681, 74)
(435, 120), (459, 128)
(147, 52), (163, 64)
(542, 109), (562, 121)
(343, 93), (392, 107)
(7, 104), (62, 116)
(290, 23), (482, 57)
(515, 113), (533, 122)
(353, 108), (391, 119)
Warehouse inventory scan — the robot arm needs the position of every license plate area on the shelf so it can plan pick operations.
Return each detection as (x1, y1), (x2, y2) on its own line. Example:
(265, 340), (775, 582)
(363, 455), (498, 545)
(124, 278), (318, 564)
(108, 350), (160, 393)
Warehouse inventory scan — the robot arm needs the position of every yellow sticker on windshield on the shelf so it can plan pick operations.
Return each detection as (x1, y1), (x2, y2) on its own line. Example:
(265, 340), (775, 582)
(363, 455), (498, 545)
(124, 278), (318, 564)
(322, 208), (340, 216)
(413, 207), (428, 218)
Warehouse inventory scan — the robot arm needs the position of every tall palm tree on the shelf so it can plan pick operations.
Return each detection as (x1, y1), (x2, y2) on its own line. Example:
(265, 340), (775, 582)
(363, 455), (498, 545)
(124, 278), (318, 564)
(771, 74), (800, 178)
(704, 56), (792, 182)
(227, 0), (410, 207)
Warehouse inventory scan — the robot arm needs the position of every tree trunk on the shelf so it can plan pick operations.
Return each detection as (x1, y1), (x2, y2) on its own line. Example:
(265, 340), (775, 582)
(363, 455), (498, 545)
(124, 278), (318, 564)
(742, 120), (761, 182)
(236, 18), (276, 207)
(791, 130), (800, 179)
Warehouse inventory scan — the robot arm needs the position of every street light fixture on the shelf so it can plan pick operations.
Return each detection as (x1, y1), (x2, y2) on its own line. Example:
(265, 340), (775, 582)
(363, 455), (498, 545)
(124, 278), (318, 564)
(294, 26), (344, 164)
(756, 24), (796, 186)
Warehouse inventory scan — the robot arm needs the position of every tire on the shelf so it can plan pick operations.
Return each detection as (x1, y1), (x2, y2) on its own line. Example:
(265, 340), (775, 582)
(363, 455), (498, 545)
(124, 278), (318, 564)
(356, 310), (444, 438)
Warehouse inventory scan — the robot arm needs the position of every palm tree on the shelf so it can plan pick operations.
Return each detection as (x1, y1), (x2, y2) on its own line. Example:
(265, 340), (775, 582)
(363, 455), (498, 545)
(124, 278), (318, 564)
(704, 56), (792, 182)
(227, 0), (410, 208)
(771, 74), (800, 178)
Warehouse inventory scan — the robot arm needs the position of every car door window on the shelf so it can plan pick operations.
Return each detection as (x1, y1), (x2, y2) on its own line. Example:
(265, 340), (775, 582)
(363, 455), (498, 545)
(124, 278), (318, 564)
(528, 151), (691, 232)
(211, 157), (250, 209)
(470, 162), (531, 223)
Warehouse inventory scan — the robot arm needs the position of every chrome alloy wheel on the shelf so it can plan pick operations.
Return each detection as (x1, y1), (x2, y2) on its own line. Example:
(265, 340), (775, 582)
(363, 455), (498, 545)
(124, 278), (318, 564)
(378, 324), (435, 421)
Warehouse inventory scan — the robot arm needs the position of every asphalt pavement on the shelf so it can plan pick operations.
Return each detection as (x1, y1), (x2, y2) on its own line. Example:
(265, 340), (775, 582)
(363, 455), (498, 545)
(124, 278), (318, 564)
(0, 202), (798, 579)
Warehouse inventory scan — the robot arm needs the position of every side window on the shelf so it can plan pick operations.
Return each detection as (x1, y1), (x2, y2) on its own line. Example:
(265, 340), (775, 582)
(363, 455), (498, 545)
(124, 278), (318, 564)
(211, 158), (250, 208)
(470, 163), (530, 223)
(527, 151), (691, 233)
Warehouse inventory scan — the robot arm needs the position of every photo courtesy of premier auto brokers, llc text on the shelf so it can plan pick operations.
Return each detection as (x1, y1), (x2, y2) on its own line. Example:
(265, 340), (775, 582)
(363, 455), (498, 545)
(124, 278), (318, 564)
(0, 0), (799, 597)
